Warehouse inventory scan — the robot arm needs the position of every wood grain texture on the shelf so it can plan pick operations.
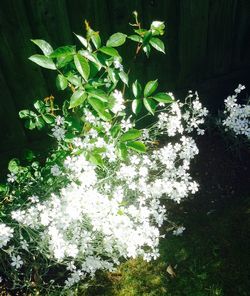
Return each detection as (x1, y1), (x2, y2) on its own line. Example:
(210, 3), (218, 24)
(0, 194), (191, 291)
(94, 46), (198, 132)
(0, 0), (249, 159)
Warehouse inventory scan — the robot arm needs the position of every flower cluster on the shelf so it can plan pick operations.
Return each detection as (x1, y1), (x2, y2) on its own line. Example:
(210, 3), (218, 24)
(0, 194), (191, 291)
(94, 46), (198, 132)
(157, 91), (208, 137)
(0, 16), (208, 293)
(222, 84), (250, 139)
(3, 93), (207, 289)
(0, 223), (14, 248)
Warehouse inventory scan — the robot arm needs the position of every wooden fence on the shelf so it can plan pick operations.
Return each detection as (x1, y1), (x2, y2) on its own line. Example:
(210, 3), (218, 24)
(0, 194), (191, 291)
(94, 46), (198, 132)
(0, 0), (250, 171)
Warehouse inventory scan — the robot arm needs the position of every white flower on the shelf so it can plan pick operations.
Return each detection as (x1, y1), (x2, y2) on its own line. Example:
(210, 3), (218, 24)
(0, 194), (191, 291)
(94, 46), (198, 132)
(173, 226), (185, 236)
(121, 116), (133, 131)
(51, 164), (61, 176)
(7, 173), (17, 183)
(0, 224), (14, 248)
(28, 195), (39, 203)
(222, 85), (249, 139)
(113, 58), (123, 71)
(55, 116), (65, 126)
(51, 126), (65, 141)
(112, 90), (125, 114)
(150, 21), (165, 35)
(11, 255), (23, 269)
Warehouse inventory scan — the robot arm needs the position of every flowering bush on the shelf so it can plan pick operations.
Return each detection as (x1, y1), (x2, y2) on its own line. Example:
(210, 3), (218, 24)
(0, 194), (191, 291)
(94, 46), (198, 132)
(222, 84), (250, 139)
(0, 14), (207, 294)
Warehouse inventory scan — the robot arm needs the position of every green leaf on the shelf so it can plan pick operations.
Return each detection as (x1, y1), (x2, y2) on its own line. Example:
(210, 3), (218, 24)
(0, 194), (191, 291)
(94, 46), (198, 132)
(64, 133), (75, 143)
(127, 141), (146, 153)
(152, 92), (173, 103)
(144, 80), (158, 97)
(91, 32), (101, 49)
(110, 124), (121, 138)
(8, 159), (20, 173)
(143, 31), (152, 45)
(50, 45), (76, 58)
(41, 114), (55, 124)
(149, 37), (165, 53)
(88, 97), (111, 121)
(31, 39), (53, 56)
(118, 142), (128, 159)
(79, 50), (102, 69)
(134, 29), (147, 36)
(0, 184), (8, 194)
(56, 55), (74, 69)
(74, 54), (90, 81)
(132, 80), (142, 98)
(99, 46), (120, 57)
(118, 71), (128, 85)
(19, 110), (36, 119)
(23, 149), (35, 162)
(127, 35), (143, 43)
(143, 97), (157, 115)
(35, 117), (45, 129)
(120, 128), (141, 142)
(132, 99), (142, 114)
(87, 89), (108, 102)
(66, 74), (82, 87)
(107, 33), (127, 47)
(89, 153), (104, 167)
(74, 33), (88, 48)
(69, 90), (87, 109)
(29, 54), (56, 70)
(34, 100), (45, 113)
(56, 74), (68, 90)
(25, 119), (36, 130)
(142, 44), (151, 57)
(108, 68), (119, 84)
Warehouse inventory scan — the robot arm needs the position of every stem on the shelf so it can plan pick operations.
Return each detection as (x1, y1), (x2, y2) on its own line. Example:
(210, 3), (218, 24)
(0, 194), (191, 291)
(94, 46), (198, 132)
(122, 42), (143, 96)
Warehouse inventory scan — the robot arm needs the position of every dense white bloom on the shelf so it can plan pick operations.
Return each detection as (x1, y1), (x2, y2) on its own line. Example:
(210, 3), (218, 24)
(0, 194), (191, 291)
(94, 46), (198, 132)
(6, 91), (207, 288)
(222, 84), (249, 139)
(0, 223), (14, 248)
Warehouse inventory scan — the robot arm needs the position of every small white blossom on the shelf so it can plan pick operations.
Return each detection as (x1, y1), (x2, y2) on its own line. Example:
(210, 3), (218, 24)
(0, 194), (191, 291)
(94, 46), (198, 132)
(112, 90), (125, 114)
(113, 58), (123, 71)
(55, 116), (65, 126)
(51, 126), (65, 141)
(0, 224), (14, 248)
(51, 164), (61, 176)
(173, 226), (186, 236)
(7, 173), (17, 183)
(11, 255), (23, 269)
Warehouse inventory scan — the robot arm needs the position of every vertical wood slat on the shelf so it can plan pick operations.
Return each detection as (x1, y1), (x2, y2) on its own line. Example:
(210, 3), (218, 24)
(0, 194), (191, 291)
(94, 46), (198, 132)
(178, 0), (210, 87)
(0, 0), (249, 159)
(206, 0), (238, 78)
(0, 66), (26, 147)
(0, 0), (48, 111)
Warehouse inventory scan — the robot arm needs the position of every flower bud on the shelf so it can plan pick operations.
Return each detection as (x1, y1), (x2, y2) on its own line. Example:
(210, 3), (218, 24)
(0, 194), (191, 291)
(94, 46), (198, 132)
(150, 21), (165, 35)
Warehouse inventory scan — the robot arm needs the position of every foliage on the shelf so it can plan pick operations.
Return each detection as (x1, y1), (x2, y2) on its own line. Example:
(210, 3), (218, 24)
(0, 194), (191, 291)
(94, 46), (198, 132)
(0, 13), (208, 294)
